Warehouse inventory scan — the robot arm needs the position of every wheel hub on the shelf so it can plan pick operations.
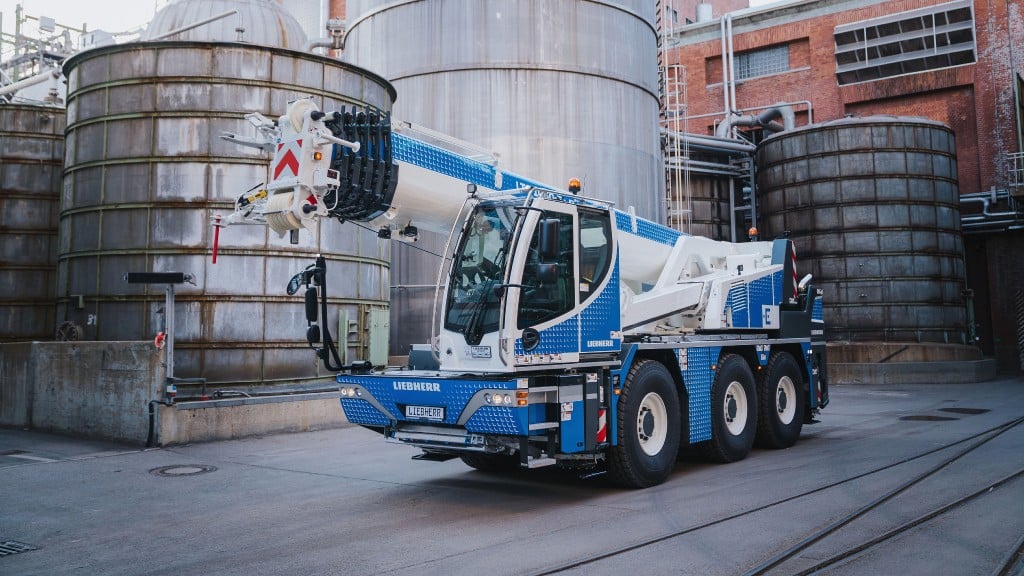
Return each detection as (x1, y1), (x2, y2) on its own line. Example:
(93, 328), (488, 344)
(636, 392), (669, 456)
(723, 380), (748, 436)
(775, 376), (797, 424)
(641, 409), (655, 438)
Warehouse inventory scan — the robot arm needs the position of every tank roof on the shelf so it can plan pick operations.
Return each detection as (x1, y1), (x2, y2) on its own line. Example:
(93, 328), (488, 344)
(141, 0), (308, 49)
(760, 114), (952, 143)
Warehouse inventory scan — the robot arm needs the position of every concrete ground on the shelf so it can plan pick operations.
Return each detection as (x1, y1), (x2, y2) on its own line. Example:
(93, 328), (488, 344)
(2, 375), (1023, 575)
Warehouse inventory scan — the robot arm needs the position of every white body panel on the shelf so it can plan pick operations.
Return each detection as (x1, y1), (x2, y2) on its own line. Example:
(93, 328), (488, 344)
(366, 160), (495, 237)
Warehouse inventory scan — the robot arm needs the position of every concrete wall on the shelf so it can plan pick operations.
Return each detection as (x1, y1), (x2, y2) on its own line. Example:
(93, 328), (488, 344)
(0, 342), (163, 443)
(0, 341), (351, 446)
(155, 393), (349, 446)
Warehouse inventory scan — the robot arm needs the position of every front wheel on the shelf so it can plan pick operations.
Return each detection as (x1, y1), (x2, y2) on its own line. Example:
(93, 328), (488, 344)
(755, 351), (805, 449)
(695, 354), (758, 463)
(607, 359), (681, 488)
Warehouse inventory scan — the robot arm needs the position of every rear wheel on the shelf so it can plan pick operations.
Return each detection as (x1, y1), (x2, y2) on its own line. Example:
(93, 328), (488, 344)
(755, 351), (805, 449)
(607, 359), (681, 488)
(696, 354), (757, 463)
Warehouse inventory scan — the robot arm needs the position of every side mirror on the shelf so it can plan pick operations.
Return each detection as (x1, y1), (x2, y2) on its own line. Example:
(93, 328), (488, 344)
(304, 287), (319, 323)
(537, 262), (558, 284)
(538, 218), (560, 262)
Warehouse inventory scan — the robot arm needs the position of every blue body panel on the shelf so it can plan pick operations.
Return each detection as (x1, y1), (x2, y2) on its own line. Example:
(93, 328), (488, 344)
(392, 133), (550, 192)
(724, 271), (784, 329)
(338, 374), (529, 435)
(580, 263), (622, 354)
(614, 209), (683, 246)
(676, 346), (721, 443)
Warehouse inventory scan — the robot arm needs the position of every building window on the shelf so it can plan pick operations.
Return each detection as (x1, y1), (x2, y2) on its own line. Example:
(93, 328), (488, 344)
(834, 0), (976, 85)
(735, 45), (790, 80)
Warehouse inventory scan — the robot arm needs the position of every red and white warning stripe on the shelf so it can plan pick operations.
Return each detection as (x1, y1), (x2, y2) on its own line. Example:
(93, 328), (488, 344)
(273, 139), (303, 180)
(596, 409), (607, 443)
(790, 242), (799, 299)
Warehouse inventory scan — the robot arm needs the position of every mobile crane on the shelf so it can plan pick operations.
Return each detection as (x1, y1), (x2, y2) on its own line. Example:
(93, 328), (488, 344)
(218, 98), (829, 488)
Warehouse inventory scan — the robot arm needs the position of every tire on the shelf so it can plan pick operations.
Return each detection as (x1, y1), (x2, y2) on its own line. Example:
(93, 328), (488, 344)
(607, 359), (681, 488)
(755, 351), (805, 449)
(460, 453), (521, 473)
(695, 354), (757, 463)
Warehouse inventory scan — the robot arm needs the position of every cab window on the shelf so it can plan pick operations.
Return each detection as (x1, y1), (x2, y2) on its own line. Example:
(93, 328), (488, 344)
(518, 211), (575, 329)
(579, 210), (611, 302)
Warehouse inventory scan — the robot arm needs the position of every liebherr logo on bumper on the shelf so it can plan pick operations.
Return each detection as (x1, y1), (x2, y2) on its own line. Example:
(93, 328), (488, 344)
(393, 381), (441, 392)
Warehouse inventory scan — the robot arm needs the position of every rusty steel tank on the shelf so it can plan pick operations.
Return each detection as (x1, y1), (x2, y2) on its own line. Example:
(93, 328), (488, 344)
(0, 103), (65, 341)
(344, 0), (664, 354)
(757, 116), (968, 344)
(60, 40), (396, 386)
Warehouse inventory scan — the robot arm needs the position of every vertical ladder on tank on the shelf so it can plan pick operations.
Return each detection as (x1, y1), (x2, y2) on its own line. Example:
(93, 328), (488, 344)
(657, 2), (691, 234)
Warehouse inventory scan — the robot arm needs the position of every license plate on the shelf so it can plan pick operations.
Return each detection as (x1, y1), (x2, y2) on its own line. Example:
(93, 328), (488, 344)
(405, 405), (445, 421)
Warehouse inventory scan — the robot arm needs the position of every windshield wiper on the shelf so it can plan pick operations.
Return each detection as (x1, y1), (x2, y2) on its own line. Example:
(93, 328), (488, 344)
(462, 278), (496, 346)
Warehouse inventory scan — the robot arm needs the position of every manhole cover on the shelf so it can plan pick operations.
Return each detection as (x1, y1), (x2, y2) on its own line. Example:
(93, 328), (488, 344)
(900, 415), (959, 421)
(149, 464), (217, 477)
(939, 407), (991, 415)
(0, 541), (38, 557)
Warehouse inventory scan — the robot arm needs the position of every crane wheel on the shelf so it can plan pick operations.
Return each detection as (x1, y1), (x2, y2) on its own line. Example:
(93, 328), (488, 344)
(695, 353), (758, 463)
(607, 359), (681, 488)
(755, 351), (805, 449)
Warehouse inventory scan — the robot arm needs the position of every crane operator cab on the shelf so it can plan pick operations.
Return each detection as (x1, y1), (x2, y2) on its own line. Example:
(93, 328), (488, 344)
(438, 189), (621, 374)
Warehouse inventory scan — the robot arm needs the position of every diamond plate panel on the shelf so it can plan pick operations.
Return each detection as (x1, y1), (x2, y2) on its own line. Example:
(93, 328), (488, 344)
(464, 406), (529, 435)
(514, 315), (579, 356)
(393, 133), (543, 192)
(614, 209), (681, 246)
(338, 374), (517, 425)
(580, 264), (621, 352)
(341, 398), (390, 426)
(749, 273), (779, 325)
(680, 346), (720, 443)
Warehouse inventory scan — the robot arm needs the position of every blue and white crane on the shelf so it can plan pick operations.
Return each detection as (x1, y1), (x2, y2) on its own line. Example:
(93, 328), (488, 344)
(219, 99), (829, 488)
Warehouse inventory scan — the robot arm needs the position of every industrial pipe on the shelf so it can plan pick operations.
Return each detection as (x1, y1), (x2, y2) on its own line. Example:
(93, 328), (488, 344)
(0, 68), (59, 98)
(661, 128), (756, 154)
(715, 104), (796, 138)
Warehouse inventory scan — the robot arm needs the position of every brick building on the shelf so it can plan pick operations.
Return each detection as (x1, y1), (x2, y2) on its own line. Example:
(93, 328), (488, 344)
(667, 0), (1024, 369)
(329, 0), (1023, 369)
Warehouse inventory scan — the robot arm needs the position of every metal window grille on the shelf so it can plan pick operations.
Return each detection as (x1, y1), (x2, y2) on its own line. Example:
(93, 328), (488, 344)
(834, 0), (976, 85)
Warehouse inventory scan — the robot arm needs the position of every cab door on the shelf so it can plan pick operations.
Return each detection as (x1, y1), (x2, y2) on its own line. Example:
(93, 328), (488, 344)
(506, 199), (580, 366)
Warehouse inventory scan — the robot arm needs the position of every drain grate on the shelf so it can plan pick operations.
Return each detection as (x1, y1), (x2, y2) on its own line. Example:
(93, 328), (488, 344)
(149, 464), (217, 477)
(901, 415), (959, 421)
(0, 541), (38, 557)
(939, 407), (991, 415)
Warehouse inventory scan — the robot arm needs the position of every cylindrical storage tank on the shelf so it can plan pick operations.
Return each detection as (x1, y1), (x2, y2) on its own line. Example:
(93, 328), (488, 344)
(60, 41), (396, 386)
(696, 3), (714, 23)
(344, 0), (664, 353)
(757, 116), (967, 343)
(142, 0), (308, 46)
(666, 174), (732, 241)
(0, 104), (65, 341)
